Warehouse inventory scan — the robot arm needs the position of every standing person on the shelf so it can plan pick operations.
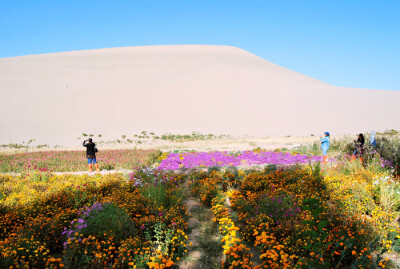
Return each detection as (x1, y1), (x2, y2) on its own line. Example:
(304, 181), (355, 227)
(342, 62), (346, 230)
(320, 132), (330, 163)
(369, 131), (376, 148)
(83, 138), (100, 172)
(352, 133), (365, 162)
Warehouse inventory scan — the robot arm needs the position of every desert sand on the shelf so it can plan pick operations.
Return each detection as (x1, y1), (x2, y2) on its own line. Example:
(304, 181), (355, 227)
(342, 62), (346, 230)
(1, 45), (399, 146)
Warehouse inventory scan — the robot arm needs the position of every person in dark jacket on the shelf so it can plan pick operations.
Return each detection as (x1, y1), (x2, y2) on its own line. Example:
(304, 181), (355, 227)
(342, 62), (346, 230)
(352, 133), (365, 162)
(83, 138), (100, 172)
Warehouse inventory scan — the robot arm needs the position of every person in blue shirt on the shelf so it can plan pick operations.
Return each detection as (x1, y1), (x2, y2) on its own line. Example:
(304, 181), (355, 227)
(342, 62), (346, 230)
(320, 132), (330, 163)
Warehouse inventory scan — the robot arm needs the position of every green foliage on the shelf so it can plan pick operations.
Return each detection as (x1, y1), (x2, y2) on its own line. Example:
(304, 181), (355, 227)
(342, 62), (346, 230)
(207, 166), (221, 173)
(145, 222), (173, 253)
(377, 129), (399, 136)
(36, 144), (49, 149)
(29, 171), (53, 183)
(0, 143), (28, 149)
(158, 132), (221, 142)
(81, 203), (136, 241)
(140, 182), (168, 208)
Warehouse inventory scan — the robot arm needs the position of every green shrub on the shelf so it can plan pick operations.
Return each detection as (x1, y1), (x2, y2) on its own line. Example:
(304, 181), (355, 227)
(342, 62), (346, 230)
(36, 144), (49, 149)
(140, 182), (169, 210)
(68, 203), (136, 242)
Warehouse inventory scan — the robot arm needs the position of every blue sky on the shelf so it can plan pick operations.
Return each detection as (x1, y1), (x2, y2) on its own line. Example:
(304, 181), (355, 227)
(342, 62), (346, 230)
(1, 0), (399, 90)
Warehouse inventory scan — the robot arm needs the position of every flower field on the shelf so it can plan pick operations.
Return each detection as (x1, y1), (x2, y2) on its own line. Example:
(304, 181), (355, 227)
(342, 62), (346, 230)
(157, 151), (323, 170)
(0, 149), (160, 173)
(1, 149), (400, 268)
(186, 158), (400, 267)
(0, 170), (188, 268)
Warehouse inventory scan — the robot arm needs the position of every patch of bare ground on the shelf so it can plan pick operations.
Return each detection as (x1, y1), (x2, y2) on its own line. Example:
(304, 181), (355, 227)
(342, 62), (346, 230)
(384, 252), (400, 268)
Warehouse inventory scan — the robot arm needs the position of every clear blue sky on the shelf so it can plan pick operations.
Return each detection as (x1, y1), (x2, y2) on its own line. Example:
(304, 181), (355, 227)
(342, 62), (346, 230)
(1, 0), (399, 90)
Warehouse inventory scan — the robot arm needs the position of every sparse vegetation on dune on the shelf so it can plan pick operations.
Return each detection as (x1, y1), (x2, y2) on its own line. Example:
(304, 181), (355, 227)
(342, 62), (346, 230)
(159, 132), (229, 142)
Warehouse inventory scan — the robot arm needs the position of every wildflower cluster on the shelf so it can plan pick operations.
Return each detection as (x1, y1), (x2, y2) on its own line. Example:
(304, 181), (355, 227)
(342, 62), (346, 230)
(189, 170), (222, 206)
(0, 168), (189, 268)
(227, 164), (397, 267)
(0, 149), (160, 172)
(211, 195), (253, 268)
(158, 150), (323, 170)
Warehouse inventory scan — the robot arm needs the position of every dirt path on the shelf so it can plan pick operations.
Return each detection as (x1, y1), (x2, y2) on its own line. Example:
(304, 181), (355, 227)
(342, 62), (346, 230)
(177, 194), (202, 269)
(177, 183), (223, 269)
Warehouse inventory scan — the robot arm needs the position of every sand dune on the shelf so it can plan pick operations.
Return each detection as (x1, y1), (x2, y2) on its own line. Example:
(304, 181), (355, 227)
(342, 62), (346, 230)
(0, 45), (399, 146)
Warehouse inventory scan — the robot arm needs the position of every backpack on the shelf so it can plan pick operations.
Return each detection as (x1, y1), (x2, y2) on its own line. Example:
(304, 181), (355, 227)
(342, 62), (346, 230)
(94, 147), (98, 153)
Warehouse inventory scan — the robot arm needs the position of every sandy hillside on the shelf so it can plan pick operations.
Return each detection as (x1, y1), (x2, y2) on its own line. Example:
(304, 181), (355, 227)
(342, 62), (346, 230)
(0, 45), (399, 146)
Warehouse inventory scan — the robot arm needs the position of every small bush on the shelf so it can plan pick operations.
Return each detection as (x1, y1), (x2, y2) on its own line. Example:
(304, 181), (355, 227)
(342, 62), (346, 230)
(64, 203), (135, 244)
(36, 144), (49, 149)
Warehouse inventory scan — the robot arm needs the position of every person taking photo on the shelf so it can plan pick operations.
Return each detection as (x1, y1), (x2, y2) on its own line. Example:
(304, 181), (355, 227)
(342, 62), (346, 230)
(83, 138), (100, 172)
(320, 132), (330, 163)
